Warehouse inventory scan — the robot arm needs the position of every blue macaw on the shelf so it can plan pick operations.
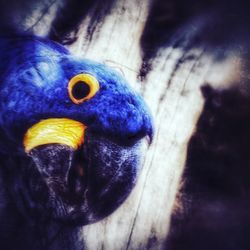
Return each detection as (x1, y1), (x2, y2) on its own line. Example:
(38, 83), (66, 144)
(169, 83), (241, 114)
(0, 35), (153, 225)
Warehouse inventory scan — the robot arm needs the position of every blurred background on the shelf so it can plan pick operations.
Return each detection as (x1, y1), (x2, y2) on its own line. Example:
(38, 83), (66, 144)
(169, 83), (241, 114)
(1, 0), (250, 249)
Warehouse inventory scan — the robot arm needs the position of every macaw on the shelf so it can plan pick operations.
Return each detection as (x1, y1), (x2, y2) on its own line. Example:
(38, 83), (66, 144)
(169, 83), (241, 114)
(0, 34), (153, 225)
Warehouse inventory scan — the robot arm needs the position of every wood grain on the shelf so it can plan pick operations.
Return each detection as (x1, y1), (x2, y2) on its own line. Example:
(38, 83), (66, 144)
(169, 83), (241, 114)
(62, 1), (233, 249)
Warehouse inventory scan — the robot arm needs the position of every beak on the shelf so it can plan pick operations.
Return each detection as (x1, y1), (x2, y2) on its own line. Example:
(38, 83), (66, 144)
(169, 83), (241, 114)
(20, 117), (150, 223)
(24, 118), (86, 153)
(23, 118), (87, 199)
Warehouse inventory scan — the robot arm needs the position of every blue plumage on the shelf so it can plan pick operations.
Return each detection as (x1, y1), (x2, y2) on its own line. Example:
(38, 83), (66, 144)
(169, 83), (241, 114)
(0, 34), (153, 226)
(0, 35), (152, 150)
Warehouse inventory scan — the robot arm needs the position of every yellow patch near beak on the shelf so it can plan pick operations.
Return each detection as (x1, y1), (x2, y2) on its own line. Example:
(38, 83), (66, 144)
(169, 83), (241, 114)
(23, 118), (86, 153)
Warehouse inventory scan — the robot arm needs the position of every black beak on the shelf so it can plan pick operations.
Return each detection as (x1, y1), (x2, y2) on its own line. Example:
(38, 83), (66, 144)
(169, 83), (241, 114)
(23, 129), (150, 224)
(28, 144), (87, 203)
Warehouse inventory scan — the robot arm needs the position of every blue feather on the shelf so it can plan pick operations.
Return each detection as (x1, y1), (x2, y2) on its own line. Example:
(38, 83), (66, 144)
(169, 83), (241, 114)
(0, 35), (153, 151)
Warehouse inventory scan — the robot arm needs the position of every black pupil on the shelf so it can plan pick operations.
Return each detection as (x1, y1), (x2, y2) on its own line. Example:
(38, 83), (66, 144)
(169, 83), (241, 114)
(72, 81), (90, 100)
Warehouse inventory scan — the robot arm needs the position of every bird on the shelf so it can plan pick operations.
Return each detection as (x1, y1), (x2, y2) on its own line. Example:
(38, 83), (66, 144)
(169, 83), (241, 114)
(0, 34), (153, 227)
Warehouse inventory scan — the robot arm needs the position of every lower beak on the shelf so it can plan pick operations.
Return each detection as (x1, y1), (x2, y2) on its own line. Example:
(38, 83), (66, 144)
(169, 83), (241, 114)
(29, 144), (87, 200)
(23, 118), (87, 198)
(23, 118), (87, 153)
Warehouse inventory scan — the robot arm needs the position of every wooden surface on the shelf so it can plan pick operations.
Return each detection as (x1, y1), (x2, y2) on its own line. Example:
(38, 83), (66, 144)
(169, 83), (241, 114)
(63, 1), (234, 249)
(2, 0), (248, 249)
(34, 1), (241, 249)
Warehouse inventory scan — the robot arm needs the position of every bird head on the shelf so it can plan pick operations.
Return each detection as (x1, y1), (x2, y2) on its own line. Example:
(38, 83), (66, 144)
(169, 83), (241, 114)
(0, 36), (153, 224)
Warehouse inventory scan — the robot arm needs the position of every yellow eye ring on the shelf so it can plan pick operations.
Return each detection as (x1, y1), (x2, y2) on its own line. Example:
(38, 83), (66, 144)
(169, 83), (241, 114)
(68, 73), (100, 104)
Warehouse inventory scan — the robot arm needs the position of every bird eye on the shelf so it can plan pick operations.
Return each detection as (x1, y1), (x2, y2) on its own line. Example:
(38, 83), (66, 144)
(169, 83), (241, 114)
(68, 73), (100, 104)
